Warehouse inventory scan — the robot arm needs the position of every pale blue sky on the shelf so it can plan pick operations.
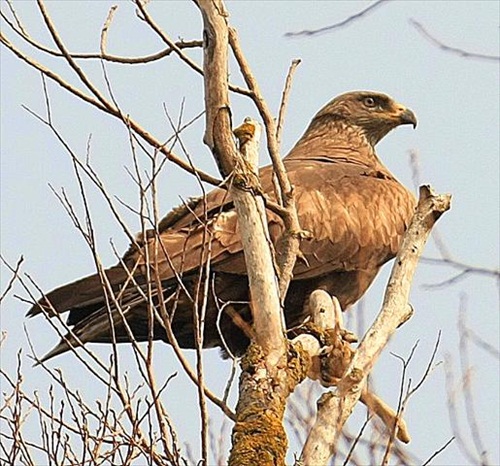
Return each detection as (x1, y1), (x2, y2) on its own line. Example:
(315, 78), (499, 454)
(1, 1), (499, 464)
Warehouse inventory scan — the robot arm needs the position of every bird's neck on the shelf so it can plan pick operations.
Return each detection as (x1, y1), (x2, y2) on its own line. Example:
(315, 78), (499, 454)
(287, 119), (383, 168)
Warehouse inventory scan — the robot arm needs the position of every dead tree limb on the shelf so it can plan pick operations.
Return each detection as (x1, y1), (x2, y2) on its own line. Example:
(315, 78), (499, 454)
(195, 0), (285, 364)
(195, 2), (308, 464)
(300, 185), (452, 465)
(290, 291), (410, 462)
(228, 28), (302, 301)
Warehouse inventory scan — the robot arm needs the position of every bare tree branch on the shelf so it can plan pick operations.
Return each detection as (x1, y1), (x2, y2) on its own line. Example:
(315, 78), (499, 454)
(444, 353), (486, 465)
(300, 186), (451, 465)
(422, 436), (455, 466)
(408, 150), (454, 260)
(1, 3), (222, 187)
(458, 295), (490, 465)
(0, 255), (24, 304)
(5, 2), (491, 464)
(420, 257), (499, 289)
(1, 2), (203, 63)
(228, 27), (302, 301)
(285, 0), (389, 37)
(409, 150), (499, 288)
(196, 0), (286, 363)
(194, 4), (298, 464)
(410, 19), (500, 62)
(276, 59), (301, 148)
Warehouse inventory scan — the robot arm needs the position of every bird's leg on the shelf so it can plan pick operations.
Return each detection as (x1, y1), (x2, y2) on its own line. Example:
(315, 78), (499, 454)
(291, 290), (412, 443)
(339, 328), (359, 344)
(290, 291), (357, 384)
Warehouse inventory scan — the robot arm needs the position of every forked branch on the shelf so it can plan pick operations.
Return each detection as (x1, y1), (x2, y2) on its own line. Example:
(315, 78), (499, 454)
(195, 0), (285, 364)
(300, 185), (452, 465)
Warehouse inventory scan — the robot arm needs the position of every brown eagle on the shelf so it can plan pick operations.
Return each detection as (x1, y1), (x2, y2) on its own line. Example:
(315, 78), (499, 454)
(28, 91), (417, 361)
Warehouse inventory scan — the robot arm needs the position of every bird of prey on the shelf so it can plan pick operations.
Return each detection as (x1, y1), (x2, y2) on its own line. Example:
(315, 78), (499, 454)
(28, 91), (417, 360)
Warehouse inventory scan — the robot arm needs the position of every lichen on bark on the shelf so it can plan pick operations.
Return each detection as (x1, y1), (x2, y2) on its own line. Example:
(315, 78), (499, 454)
(228, 342), (311, 466)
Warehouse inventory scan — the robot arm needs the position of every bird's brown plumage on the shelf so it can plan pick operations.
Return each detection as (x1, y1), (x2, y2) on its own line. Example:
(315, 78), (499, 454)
(28, 91), (417, 360)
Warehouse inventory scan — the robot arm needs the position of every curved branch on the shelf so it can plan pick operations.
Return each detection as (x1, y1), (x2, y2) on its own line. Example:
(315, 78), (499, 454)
(0, 255), (24, 308)
(421, 257), (499, 286)
(134, 0), (204, 76)
(36, 0), (114, 111)
(0, 5), (203, 64)
(134, 0), (251, 97)
(276, 59), (301, 148)
(410, 19), (500, 62)
(285, 0), (389, 38)
(0, 32), (222, 187)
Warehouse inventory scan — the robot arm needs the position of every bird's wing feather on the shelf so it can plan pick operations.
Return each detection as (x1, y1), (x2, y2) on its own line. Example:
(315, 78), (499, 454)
(28, 154), (414, 321)
(26, 91), (419, 360)
(127, 156), (415, 281)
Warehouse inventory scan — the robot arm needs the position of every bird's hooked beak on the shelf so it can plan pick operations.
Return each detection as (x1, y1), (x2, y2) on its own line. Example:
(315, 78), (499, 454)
(395, 106), (417, 129)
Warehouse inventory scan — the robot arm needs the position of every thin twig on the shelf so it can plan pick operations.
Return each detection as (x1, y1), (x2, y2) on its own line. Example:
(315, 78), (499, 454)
(1, 5), (202, 63)
(464, 328), (500, 360)
(0, 255), (24, 304)
(228, 27), (302, 300)
(1, 29), (222, 186)
(276, 59), (301, 148)
(99, 5), (118, 55)
(407, 332), (442, 397)
(410, 19), (500, 62)
(342, 414), (373, 466)
(420, 257), (499, 289)
(285, 0), (389, 37)
(458, 295), (490, 465)
(409, 151), (499, 288)
(421, 436), (455, 466)
(444, 353), (483, 464)
(36, 0), (114, 110)
(134, 0), (250, 97)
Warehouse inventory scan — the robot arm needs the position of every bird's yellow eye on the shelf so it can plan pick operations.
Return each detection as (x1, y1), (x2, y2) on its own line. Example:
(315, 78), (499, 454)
(364, 97), (376, 107)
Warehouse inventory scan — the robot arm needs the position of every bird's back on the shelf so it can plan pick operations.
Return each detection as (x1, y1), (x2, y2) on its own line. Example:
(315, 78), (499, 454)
(27, 90), (418, 359)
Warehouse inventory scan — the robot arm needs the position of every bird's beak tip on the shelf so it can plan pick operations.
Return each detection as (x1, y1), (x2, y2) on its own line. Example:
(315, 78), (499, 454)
(399, 107), (418, 129)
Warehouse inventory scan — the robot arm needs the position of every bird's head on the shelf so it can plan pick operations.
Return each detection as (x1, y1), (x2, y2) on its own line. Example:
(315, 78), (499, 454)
(312, 91), (417, 146)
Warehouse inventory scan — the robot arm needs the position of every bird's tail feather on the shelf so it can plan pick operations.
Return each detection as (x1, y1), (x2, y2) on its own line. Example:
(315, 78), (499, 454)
(29, 265), (161, 363)
(34, 297), (148, 364)
(27, 265), (130, 318)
